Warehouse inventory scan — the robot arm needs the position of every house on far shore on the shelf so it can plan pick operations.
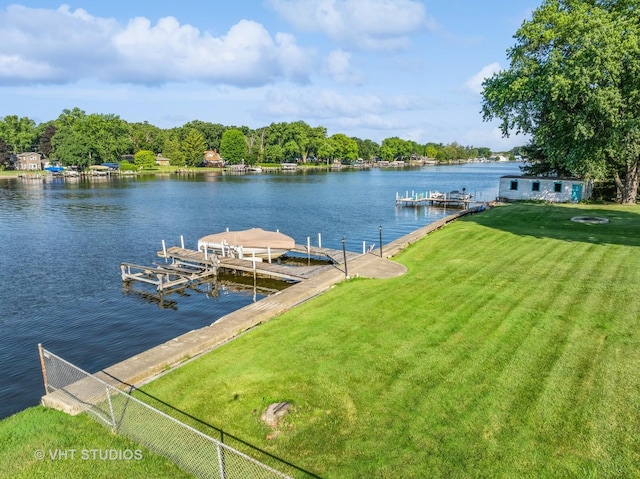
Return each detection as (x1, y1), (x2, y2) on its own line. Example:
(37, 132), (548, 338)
(155, 154), (171, 166)
(498, 175), (593, 203)
(203, 150), (224, 167)
(15, 152), (42, 171)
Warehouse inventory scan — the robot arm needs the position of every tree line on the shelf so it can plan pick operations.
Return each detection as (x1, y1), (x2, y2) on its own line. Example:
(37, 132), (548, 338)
(0, 107), (493, 169)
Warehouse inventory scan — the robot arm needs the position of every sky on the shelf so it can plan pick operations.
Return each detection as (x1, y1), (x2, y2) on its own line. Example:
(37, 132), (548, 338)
(0, 1), (536, 152)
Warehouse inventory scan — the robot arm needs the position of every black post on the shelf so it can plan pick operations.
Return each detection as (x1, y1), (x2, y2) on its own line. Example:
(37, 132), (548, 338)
(379, 225), (383, 257)
(341, 237), (348, 278)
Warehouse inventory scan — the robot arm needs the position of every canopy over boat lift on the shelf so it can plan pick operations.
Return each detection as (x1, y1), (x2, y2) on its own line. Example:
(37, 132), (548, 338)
(198, 228), (295, 261)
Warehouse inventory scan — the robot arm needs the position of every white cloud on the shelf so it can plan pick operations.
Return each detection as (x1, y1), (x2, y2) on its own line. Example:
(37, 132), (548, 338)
(267, 0), (435, 50)
(274, 32), (316, 83)
(258, 87), (419, 133)
(465, 62), (501, 94)
(323, 49), (362, 83)
(0, 5), (314, 86)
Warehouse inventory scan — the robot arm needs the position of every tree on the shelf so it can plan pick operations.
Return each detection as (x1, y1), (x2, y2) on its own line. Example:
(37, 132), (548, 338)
(0, 115), (37, 152)
(51, 109), (131, 167)
(129, 121), (163, 153)
(316, 138), (334, 163)
(162, 135), (186, 166)
(134, 149), (156, 169)
(482, 0), (640, 204)
(328, 133), (358, 162)
(0, 138), (10, 168)
(85, 113), (131, 163)
(181, 129), (207, 166)
(246, 128), (266, 164)
(425, 143), (440, 160)
(264, 144), (284, 163)
(39, 124), (56, 158)
(51, 109), (93, 167)
(380, 137), (411, 160)
(183, 120), (226, 150)
(477, 147), (492, 159)
(220, 129), (247, 164)
(354, 137), (379, 160)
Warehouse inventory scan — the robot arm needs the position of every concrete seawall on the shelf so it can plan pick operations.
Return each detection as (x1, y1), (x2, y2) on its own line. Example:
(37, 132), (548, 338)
(41, 206), (483, 413)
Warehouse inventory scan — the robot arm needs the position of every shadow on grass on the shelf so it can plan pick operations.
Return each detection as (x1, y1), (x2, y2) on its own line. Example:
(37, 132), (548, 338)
(101, 371), (321, 478)
(463, 202), (640, 247)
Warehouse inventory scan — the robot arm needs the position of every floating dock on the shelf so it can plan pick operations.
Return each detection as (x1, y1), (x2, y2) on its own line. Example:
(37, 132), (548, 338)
(395, 190), (483, 208)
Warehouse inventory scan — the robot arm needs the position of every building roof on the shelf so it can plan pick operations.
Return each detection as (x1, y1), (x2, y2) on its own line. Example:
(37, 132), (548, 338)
(500, 175), (584, 181)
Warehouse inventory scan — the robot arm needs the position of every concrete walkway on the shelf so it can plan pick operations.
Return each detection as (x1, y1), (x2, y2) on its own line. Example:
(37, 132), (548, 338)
(42, 207), (481, 412)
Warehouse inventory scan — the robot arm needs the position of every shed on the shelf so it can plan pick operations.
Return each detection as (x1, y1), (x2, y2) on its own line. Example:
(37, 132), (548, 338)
(498, 176), (592, 203)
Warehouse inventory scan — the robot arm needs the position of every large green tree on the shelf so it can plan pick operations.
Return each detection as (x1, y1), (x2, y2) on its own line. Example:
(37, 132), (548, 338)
(51, 109), (131, 167)
(353, 137), (379, 161)
(220, 128), (247, 164)
(327, 133), (358, 162)
(380, 137), (411, 161)
(0, 115), (37, 153)
(181, 128), (207, 166)
(183, 120), (227, 150)
(482, 0), (640, 203)
(129, 121), (163, 153)
(162, 134), (186, 166)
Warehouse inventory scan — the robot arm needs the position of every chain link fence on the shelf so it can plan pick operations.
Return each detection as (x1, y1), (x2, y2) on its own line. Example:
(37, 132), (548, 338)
(38, 345), (292, 479)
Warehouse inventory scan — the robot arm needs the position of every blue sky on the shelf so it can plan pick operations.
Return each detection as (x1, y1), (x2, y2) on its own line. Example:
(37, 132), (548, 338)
(0, 1), (535, 151)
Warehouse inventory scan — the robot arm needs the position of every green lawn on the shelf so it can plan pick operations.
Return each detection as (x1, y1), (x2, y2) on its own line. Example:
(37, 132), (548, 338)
(0, 406), (193, 478)
(138, 203), (640, 478)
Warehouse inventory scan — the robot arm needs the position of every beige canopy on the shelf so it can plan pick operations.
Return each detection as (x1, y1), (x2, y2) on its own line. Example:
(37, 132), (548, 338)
(199, 228), (295, 249)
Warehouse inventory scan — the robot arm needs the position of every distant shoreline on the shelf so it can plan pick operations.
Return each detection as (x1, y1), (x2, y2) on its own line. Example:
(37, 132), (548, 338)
(0, 159), (512, 179)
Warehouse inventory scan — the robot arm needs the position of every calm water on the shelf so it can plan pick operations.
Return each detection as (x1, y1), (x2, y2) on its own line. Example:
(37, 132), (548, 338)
(0, 162), (520, 419)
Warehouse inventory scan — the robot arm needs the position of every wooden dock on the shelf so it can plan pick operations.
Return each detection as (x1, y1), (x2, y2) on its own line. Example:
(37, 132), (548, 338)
(289, 244), (361, 264)
(121, 243), (363, 292)
(395, 190), (483, 208)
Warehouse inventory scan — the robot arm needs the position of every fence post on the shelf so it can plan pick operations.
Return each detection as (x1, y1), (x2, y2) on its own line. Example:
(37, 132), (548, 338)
(217, 443), (226, 479)
(38, 343), (49, 394)
(342, 237), (348, 278)
(106, 385), (117, 431)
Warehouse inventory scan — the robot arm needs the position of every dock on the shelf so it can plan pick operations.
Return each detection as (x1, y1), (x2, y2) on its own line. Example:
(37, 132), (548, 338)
(46, 207), (488, 416)
(120, 256), (219, 294)
(396, 190), (483, 208)
(121, 243), (363, 292)
(289, 244), (361, 264)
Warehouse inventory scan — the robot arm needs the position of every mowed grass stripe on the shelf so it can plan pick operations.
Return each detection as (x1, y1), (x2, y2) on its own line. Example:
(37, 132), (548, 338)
(139, 203), (640, 478)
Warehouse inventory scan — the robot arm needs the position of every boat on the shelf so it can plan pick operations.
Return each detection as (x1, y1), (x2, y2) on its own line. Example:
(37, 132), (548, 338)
(197, 228), (295, 261)
(44, 166), (65, 173)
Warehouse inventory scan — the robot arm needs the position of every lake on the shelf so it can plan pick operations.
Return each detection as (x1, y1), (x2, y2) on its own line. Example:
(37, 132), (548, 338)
(0, 161), (520, 419)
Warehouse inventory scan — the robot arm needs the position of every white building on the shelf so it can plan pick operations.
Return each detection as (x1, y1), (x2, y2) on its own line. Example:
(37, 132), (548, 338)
(498, 176), (592, 203)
